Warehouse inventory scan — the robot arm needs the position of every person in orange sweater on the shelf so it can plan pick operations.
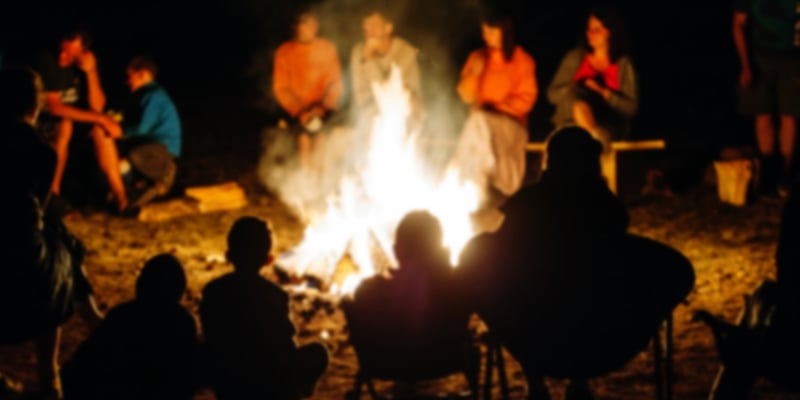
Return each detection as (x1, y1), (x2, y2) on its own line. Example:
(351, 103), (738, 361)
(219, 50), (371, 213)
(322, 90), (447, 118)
(272, 10), (343, 172)
(452, 12), (537, 226)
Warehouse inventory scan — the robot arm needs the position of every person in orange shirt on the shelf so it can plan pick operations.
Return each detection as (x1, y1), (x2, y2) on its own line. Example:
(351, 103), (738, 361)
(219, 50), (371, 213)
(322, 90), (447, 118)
(273, 10), (343, 171)
(452, 12), (537, 225)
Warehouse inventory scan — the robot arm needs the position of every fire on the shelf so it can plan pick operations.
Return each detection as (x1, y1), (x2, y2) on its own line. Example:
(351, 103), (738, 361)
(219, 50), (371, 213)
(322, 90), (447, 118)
(279, 65), (482, 296)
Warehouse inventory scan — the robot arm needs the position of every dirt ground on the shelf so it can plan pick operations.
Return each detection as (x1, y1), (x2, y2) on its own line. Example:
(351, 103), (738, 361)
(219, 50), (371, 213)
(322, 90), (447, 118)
(1, 158), (800, 400)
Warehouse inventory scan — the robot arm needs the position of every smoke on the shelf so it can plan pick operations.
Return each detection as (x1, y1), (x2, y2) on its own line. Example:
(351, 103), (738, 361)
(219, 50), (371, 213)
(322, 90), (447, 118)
(251, 0), (488, 221)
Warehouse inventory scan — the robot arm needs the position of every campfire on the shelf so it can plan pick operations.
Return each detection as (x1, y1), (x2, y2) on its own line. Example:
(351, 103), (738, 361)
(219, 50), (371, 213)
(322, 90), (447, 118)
(276, 65), (482, 296)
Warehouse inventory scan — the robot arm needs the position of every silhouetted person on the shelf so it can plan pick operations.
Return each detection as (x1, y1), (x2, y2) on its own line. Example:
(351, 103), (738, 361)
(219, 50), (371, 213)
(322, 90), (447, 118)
(199, 216), (329, 400)
(0, 65), (102, 400)
(697, 180), (800, 399)
(458, 126), (694, 399)
(341, 211), (479, 394)
(60, 253), (198, 400)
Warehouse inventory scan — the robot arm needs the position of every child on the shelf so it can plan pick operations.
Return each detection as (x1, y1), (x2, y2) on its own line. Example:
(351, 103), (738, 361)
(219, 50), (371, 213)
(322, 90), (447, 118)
(199, 216), (329, 400)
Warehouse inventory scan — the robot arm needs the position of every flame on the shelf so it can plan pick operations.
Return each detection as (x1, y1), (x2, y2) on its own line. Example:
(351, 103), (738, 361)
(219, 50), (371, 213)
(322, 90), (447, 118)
(279, 65), (482, 296)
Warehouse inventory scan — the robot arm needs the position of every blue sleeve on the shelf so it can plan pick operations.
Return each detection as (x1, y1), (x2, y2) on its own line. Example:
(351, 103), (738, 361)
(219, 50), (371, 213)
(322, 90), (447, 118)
(122, 92), (162, 137)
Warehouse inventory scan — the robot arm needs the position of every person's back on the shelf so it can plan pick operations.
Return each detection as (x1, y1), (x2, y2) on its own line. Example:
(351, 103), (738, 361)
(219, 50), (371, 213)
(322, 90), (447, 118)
(459, 126), (693, 398)
(344, 211), (472, 377)
(199, 216), (328, 400)
(61, 253), (197, 400)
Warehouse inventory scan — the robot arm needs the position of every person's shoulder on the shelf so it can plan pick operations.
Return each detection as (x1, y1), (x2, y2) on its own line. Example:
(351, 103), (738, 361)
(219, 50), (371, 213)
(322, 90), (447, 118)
(275, 40), (295, 57)
(514, 46), (537, 64)
(201, 273), (235, 297)
(314, 37), (339, 51)
(393, 37), (418, 53)
(350, 41), (365, 57)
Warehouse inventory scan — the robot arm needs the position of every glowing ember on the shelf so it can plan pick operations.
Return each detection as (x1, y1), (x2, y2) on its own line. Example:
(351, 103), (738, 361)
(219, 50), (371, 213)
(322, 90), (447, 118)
(279, 65), (482, 296)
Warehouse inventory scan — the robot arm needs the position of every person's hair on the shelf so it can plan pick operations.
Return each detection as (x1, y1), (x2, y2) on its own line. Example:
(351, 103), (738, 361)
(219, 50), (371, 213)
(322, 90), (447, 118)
(481, 11), (516, 62)
(544, 126), (603, 176)
(393, 210), (445, 268)
(59, 24), (93, 49)
(0, 66), (42, 122)
(583, 6), (630, 62)
(136, 253), (187, 304)
(362, 1), (397, 24)
(128, 54), (159, 77)
(227, 216), (273, 271)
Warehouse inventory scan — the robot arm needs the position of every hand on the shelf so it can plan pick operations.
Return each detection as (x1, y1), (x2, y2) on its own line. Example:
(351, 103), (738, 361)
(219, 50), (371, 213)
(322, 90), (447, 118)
(99, 115), (122, 138)
(583, 79), (610, 100)
(363, 38), (382, 60)
(469, 53), (486, 76)
(739, 66), (752, 88)
(76, 50), (98, 73)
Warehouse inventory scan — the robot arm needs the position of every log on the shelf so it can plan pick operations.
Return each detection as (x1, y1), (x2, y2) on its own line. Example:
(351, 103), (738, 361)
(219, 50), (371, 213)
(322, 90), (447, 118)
(185, 181), (249, 213)
(525, 139), (666, 152)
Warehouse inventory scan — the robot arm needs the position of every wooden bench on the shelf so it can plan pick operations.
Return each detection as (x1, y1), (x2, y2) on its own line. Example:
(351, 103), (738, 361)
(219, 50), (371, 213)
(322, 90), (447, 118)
(526, 139), (666, 194)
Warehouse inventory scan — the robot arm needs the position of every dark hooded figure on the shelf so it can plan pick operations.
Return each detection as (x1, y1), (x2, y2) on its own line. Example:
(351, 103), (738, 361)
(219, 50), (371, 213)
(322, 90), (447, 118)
(457, 126), (695, 399)
(60, 253), (198, 400)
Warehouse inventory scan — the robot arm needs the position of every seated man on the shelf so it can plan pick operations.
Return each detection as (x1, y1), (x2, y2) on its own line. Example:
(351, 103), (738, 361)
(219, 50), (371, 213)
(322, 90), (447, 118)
(272, 9), (343, 172)
(349, 3), (423, 158)
(113, 54), (182, 209)
(341, 211), (478, 395)
(458, 126), (694, 399)
(31, 28), (127, 212)
(60, 253), (198, 400)
(199, 216), (329, 400)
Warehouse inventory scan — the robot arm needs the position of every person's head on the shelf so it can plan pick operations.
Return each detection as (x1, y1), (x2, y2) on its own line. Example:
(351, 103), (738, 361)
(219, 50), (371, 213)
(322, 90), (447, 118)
(126, 55), (158, 92)
(584, 7), (629, 62)
(135, 253), (187, 304)
(481, 12), (515, 62)
(226, 216), (274, 273)
(58, 29), (91, 68)
(0, 66), (44, 124)
(393, 210), (447, 271)
(294, 11), (319, 43)
(543, 126), (603, 177)
(362, 7), (395, 47)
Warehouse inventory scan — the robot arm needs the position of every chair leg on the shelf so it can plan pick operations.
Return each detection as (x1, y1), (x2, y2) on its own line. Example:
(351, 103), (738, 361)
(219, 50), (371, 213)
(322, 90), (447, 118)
(654, 315), (674, 400)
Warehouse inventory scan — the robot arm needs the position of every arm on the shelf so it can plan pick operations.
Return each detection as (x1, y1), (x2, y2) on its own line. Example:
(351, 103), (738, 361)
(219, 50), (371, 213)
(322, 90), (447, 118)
(44, 92), (120, 137)
(122, 92), (163, 137)
(605, 58), (639, 118)
(493, 52), (538, 118)
(732, 11), (752, 87)
(547, 49), (582, 105)
(457, 51), (483, 106)
(272, 46), (304, 117)
(76, 51), (106, 112)
(322, 43), (344, 112)
(350, 44), (374, 109)
(398, 41), (422, 109)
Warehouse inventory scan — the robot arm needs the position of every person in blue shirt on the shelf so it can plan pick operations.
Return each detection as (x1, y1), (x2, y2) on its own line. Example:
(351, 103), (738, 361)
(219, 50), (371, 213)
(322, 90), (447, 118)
(111, 54), (182, 210)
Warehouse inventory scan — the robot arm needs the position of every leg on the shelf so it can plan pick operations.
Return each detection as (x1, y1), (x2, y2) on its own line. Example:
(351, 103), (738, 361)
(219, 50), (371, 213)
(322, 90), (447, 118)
(778, 115), (796, 178)
(298, 132), (312, 171)
(90, 127), (127, 211)
(572, 100), (597, 133)
(35, 327), (62, 400)
(755, 114), (780, 195)
(50, 120), (73, 196)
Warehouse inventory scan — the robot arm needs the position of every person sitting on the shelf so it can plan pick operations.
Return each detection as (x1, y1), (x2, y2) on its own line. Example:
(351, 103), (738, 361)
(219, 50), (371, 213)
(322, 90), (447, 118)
(341, 210), (479, 396)
(199, 216), (329, 400)
(31, 27), (127, 213)
(273, 9), (343, 173)
(60, 253), (198, 400)
(458, 126), (694, 399)
(451, 10), (537, 215)
(547, 7), (638, 185)
(111, 54), (182, 210)
(696, 179), (800, 399)
(0, 65), (103, 400)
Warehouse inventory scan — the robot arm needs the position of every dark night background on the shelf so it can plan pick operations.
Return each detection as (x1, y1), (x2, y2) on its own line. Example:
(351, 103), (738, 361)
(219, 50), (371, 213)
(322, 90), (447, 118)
(0, 0), (747, 193)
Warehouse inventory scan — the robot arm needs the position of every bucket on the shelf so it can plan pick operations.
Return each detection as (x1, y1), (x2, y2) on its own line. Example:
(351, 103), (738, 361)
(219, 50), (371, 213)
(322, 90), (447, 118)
(713, 159), (753, 207)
